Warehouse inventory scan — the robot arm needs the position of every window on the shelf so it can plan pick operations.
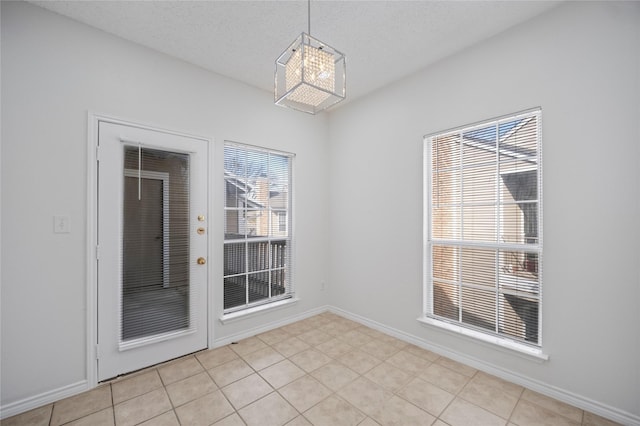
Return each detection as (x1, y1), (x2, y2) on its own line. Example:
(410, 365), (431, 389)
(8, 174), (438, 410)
(424, 109), (542, 348)
(224, 142), (294, 314)
(277, 212), (287, 233)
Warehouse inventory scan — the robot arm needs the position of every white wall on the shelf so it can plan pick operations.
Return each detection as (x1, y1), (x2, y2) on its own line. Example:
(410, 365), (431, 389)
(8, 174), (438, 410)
(2, 0), (639, 423)
(328, 1), (640, 422)
(1, 1), (329, 411)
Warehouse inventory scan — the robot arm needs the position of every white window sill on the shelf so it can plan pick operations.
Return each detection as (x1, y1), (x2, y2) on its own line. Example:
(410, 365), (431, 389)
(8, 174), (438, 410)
(417, 316), (549, 362)
(219, 297), (300, 325)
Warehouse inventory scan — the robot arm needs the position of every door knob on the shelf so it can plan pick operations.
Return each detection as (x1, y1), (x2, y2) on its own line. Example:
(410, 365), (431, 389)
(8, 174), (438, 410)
(197, 257), (206, 265)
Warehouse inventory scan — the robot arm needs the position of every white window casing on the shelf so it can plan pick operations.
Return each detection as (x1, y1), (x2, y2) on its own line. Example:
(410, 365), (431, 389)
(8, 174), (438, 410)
(222, 141), (295, 318)
(423, 109), (545, 358)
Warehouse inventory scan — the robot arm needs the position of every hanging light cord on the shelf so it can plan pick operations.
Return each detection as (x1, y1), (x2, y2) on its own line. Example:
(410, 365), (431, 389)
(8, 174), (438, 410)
(307, 0), (311, 35)
(138, 143), (142, 200)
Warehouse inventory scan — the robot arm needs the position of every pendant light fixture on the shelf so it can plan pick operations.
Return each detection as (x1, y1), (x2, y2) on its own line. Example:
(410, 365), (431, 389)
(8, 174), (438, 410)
(275, 0), (346, 114)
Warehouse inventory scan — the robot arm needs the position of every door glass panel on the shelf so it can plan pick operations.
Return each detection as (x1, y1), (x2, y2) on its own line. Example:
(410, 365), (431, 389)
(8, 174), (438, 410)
(122, 147), (190, 342)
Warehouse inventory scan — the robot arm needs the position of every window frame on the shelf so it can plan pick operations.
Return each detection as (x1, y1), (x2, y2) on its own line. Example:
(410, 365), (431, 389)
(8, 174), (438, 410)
(422, 109), (546, 359)
(221, 141), (296, 320)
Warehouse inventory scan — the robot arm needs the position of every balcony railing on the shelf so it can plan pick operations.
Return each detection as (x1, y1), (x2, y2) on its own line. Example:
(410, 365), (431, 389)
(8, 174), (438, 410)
(223, 236), (287, 310)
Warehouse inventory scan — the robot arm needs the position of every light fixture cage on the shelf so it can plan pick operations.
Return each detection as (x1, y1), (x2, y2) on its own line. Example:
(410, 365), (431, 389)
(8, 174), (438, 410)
(275, 33), (346, 114)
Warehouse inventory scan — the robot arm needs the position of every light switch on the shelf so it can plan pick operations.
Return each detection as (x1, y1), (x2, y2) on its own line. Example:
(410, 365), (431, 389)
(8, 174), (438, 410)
(54, 216), (70, 234)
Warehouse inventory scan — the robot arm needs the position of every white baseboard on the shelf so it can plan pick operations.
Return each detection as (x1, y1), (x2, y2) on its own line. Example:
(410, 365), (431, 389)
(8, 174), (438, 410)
(328, 306), (640, 426)
(1, 306), (330, 420)
(212, 305), (330, 348)
(3, 305), (638, 426)
(0, 380), (89, 420)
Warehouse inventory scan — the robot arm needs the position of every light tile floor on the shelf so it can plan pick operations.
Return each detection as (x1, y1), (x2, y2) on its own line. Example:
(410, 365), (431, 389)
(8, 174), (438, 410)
(4, 312), (621, 426)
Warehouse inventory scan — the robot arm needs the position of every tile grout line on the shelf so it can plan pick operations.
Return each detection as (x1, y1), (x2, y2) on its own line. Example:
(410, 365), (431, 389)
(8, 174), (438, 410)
(110, 383), (115, 426)
(6, 314), (608, 426)
(505, 385), (526, 424)
(47, 402), (54, 426)
(159, 364), (180, 426)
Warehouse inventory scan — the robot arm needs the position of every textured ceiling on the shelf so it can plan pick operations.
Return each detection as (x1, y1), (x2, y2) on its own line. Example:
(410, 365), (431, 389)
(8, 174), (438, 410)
(29, 1), (561, 107)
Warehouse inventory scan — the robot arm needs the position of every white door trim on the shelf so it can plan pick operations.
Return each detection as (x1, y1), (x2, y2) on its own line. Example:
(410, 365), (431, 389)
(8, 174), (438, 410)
(86, 112), (214, 387)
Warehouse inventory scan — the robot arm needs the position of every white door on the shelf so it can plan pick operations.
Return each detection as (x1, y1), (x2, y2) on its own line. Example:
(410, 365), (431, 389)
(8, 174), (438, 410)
(97, 120), (208, 381)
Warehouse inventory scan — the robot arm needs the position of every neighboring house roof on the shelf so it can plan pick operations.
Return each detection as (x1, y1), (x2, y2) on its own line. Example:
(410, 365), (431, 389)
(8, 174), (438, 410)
(461, 116), (537, 163)
(224, 171), (264, 208)
(225, 170), (288, 209)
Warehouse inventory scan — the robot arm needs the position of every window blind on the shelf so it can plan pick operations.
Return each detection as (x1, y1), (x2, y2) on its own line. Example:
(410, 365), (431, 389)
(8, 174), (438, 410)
(121, 146), (192, 342)
(426, 109), (542, 346)
(223, 142), (293, 314)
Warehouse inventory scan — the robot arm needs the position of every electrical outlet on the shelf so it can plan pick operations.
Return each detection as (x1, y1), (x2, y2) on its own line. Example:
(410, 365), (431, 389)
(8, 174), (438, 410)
(54, 215), (70, 233)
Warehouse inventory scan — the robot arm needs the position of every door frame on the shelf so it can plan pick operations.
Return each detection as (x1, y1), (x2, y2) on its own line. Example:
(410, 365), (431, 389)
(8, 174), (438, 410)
(123, 169), (171, 289)
(86, 112), (214, 387)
